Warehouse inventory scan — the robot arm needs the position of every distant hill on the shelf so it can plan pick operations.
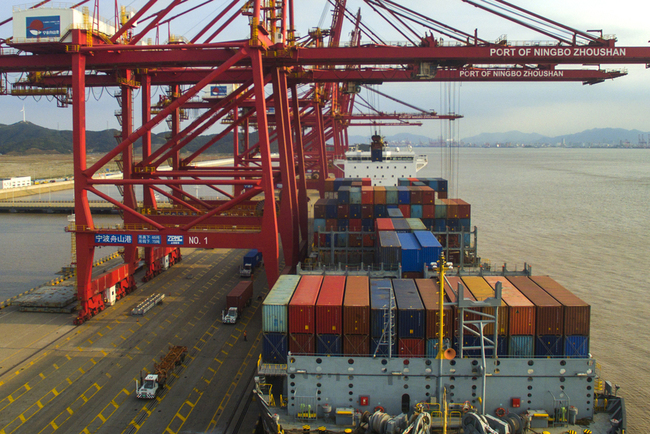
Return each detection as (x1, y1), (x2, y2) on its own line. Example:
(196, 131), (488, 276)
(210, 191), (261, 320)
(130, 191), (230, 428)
(0, 122), (264, 155)
(462, 128), (650, 146)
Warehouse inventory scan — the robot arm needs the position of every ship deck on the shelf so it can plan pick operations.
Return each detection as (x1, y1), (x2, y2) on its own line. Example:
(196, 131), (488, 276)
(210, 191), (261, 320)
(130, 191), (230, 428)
(0, 248), (266, 434)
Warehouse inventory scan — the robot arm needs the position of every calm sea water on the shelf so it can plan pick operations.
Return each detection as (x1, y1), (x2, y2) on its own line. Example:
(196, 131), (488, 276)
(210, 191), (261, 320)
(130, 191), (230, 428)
(421, 148), (650, 432)
(0, 148), (647, 430)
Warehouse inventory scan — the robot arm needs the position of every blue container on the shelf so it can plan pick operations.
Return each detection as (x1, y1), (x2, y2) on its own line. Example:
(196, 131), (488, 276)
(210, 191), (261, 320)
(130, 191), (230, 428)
(460, 218), (471, 231)
(313, 219), (326, 232)
(425, 338), (452, 358)
(371, 148), (383, 162)
(447, 218), (460, 231)
(336, 233), (348, 247)
(338, 219), (349, 230)
(387, 208), (403, 218)
(397, 186), (411, 204)
(325, 200), (338, 219)
(262, 333), (288, 363)
(508, 335), (534, 357)
(317, 334), (341, 355)
(410, 204), (423, 218)
(374, 204), (387, 218)
(463, 233), (471, 246)
(434, 178), (448, 192)
(434, 219), (447, 232)
(392, 218), (410, 233)
(386, 187), (398, 204)
(393, 279), (425, 339)
(370, 337), (398, 356)
(413, 231), (443, 266)
(421, 219), (434, 229)
(362, 218), (374, 230)
(536, 335), (564, 357)
(350, 187), (362, 204)
(338, 186), (350, 204)
(398, 178), (410, 186)
(370, 279), (395, 338)
(461, 335), (482, 357)
(565, 336), (589, 358)
(350, 204), (361, 218)
(397, 232), (422, 273)
(333, 179), (343, 192)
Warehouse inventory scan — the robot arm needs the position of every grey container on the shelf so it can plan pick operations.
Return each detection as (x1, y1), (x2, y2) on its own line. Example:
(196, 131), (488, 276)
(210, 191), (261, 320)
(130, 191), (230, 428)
(377, 231), (401, 265)
(263, 275), (301, 333)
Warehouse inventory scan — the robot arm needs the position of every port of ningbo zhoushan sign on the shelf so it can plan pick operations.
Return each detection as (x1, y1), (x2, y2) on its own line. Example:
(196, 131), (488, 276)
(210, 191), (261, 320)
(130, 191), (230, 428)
(26, 16), (61, 38)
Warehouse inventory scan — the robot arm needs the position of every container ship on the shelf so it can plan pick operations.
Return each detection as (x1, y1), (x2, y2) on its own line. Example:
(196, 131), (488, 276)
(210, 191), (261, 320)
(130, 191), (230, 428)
(333, 134), (429, 186)
(253, 145), (626, 433)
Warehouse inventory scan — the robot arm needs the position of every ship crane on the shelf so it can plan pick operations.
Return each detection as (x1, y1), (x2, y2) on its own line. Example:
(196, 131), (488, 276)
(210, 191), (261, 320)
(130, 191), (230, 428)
(1, 0), (650, 325)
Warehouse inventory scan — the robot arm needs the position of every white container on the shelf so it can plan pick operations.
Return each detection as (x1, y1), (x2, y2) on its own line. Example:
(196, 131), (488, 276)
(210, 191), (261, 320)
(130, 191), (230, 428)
(104, 285), (116, 306)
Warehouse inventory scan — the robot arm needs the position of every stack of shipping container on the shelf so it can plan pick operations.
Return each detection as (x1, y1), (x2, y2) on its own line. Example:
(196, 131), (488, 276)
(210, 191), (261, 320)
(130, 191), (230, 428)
(313, 177), (472, 268)
(260, 274), (590, 363)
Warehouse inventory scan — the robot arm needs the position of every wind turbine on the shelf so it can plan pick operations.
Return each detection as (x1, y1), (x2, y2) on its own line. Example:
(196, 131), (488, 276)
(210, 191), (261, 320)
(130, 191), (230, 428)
(20, 104), (25, 123)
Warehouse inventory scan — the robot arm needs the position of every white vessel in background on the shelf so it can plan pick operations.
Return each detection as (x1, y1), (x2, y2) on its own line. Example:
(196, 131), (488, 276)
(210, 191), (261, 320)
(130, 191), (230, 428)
(333, 134), (428, 185)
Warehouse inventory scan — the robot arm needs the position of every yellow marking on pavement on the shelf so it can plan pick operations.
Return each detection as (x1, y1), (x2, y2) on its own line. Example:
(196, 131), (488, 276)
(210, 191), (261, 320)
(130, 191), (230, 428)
(40, 373), (46, 380)
(50, 421), (58, 430)
(87, 339), (93, 345)
(67, 407), (73, 415)
(52, 388), (59, 397)
(24, 384), (31, 391)
(97, 332), (103, 337)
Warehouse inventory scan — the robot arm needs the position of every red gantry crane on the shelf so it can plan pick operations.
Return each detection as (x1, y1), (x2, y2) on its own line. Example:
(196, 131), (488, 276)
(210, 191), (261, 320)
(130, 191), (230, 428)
(0, 0), (646, 324)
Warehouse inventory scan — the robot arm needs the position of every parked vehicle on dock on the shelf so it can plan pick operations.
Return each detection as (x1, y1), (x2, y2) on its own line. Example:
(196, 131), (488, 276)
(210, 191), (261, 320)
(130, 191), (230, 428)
(240, 249), (262, 277)
(222, 281), (253, 324)
(136, 345), (187, 398)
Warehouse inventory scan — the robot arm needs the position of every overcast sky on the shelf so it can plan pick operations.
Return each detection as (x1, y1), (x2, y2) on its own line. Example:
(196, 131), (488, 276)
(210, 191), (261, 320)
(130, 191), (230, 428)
(0, 0), (648, 140)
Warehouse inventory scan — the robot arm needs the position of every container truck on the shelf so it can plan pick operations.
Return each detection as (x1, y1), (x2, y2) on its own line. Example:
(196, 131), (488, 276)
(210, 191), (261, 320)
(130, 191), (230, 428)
(135, 345), (187, 398)
(239, 249), (263, 277)
(222, 280), (254, 324)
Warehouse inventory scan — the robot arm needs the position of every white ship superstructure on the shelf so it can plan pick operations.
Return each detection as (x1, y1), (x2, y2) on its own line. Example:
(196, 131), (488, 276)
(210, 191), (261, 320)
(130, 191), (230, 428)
(333, 135), (428, 185)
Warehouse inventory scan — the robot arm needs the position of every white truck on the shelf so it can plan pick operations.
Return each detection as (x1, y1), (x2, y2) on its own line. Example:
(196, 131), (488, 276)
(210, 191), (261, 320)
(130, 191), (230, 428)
(221, 281), (253, 324)
(136, 345), (187, 399)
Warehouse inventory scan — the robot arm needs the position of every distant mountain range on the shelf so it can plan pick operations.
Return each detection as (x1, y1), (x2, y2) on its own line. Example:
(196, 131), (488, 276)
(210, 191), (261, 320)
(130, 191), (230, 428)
(349, 128), (650, 146)
(1, 122), (647, 155)
(0, 122), (263, 155)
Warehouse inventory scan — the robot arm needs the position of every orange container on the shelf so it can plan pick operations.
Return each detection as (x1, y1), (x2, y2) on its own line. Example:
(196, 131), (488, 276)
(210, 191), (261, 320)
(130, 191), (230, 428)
(484, 276), (535, 335)
(343, 276), (370, 335)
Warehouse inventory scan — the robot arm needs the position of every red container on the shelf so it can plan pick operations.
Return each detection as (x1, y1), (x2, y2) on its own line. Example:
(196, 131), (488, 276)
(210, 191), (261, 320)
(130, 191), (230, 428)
(455, 199), (471, 219)
(398, 204), (411, 218)
(410, 187), (423, 205)
(316, 275), (346, 334)
(376, 218), (394, 232)
(362, 186), (374, 204)
(462, 276), (509, 336)
(343, 276), (370, 335)
(398, 338), (425, 357)
(421, 186), (436, 204)
(326, 219), (338, 230)
(349, 219), (362, 231)
(444, 199), (458, 219)
(226, 280), (253, 313)
(484, 276), (535, 335)
(337, 204), (349, 219)
(288, 275), (322, 334)
(289, 333), (315, 355)
(324, 179), (335, 192)
(437, 191), (448, 199)
(422, 205), (435, 219)
(362, 234), (374, 247)
(530, 276), (590, 336)
(343, 334), (369, 356)
(361, 178), (372, 186)
(374, 187), (387, 204)
(507, 276), (563, 336)
(361, 204), (374, 219)
(349, 234), (362, 247)
(415, 278), (452, 339)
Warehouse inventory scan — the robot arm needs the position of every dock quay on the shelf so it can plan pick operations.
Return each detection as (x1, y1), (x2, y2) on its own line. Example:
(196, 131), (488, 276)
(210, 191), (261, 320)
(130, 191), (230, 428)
(0, 247), (268, 434)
